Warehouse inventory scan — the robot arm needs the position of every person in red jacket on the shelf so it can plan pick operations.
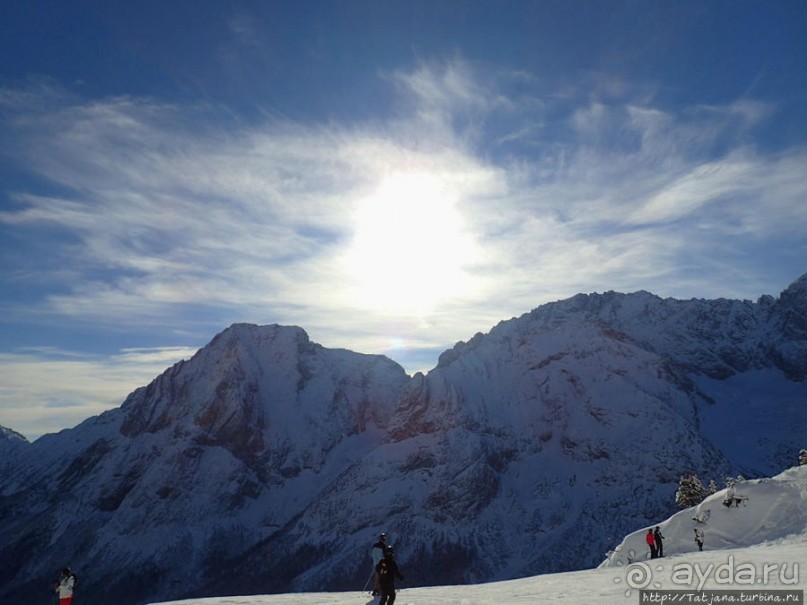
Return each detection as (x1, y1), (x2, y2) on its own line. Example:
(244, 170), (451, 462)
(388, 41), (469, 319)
(646, 529), (657, 559)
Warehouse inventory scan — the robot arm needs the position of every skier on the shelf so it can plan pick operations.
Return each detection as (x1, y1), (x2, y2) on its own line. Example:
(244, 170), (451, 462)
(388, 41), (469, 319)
(54, 568), (75, 605)
(370, 532), (388, 595)
(653, 527), (665, 557)
(694, 528), (704, 551)
(376, 546), (404, 605)
(646, 529), (657, 559)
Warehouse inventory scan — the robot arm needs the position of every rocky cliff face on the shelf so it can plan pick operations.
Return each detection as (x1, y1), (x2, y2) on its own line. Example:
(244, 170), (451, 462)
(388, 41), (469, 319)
(1, 277), (805, 605)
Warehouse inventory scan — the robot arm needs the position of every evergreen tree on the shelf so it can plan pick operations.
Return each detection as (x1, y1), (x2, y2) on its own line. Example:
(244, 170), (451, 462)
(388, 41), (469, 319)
(676, 474), (706, 509)
(725, 475), (745, 489)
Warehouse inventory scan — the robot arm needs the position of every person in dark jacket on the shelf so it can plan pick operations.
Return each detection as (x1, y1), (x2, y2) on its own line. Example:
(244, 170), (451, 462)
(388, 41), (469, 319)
(646, 529), (657, 559)
(375, 546), (404, 605)
(370, 532), (387, 595)
(654, 527), (665, 557)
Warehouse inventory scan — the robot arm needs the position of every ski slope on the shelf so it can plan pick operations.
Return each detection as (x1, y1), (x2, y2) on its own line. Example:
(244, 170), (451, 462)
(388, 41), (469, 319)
(148, 541), (806, 605)
(150, 467), (807, 605)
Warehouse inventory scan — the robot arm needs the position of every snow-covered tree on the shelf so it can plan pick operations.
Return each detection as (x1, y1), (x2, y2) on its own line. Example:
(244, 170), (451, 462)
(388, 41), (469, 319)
(706, 479), (718, 496)
(676, 474), (706, 509)
(799, 449), (807, 466)
(725, 475), (745, 489)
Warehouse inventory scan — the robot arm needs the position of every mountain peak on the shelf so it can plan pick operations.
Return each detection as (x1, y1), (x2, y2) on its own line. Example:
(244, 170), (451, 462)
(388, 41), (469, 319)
(207, 323), (313, 353)
(780, 273), (807, 303)
(0, 425), (28, 444)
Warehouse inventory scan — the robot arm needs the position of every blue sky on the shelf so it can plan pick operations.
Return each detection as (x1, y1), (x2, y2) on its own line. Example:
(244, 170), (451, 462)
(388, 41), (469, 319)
(1, 1), (806, 440)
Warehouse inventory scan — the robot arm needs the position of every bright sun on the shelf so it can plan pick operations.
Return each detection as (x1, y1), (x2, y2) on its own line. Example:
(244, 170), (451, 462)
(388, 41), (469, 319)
(343, 171), (476, 315)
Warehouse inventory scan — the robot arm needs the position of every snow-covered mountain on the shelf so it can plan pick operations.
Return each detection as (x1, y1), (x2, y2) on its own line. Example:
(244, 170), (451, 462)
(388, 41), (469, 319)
(0, 325), (409, 605)
(1, 276), (805, 605)
(0, 425), (29, 476)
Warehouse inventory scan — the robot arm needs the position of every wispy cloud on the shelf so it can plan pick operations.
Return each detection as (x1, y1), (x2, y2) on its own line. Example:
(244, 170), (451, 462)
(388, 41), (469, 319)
(0, 346), (196, 440)
(3, 63), (803, 313)
(1, 59), (805, 438)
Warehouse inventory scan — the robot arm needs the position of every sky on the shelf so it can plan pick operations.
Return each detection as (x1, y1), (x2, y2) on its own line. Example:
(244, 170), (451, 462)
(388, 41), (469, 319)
(1, 0), (806, 441)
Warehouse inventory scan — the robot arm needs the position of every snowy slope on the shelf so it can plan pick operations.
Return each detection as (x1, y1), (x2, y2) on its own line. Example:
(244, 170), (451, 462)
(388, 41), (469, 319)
(149, 466), (807, 604)
(693, 370), (806, 475)
(148, 540), (806, 605)
(601, 465), (807, 566)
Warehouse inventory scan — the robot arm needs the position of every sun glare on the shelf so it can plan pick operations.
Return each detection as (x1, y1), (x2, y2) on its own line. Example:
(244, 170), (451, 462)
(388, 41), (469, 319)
(344, 171), (477, 315)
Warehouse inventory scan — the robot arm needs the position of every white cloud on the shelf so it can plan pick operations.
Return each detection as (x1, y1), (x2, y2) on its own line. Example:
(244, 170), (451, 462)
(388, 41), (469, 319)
(0, 347), (196, 441)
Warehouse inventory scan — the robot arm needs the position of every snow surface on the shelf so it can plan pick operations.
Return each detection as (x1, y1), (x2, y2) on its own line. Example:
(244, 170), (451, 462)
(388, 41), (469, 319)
(147, 543), (806, 604)
(150, 467), (807, 604)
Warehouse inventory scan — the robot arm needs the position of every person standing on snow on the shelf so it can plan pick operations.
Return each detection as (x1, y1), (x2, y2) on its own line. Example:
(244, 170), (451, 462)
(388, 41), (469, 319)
(376, 546), (404, 605)
(646, 529), (657, 559)
(370, 532), (388, 595)
(54, 568), (75, 605)
(694, 528), (704, 551)
(654, 527), (665, 557)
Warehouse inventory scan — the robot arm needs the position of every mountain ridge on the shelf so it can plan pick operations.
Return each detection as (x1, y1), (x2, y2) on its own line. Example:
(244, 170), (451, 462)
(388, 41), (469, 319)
(1, 275), (805, 605)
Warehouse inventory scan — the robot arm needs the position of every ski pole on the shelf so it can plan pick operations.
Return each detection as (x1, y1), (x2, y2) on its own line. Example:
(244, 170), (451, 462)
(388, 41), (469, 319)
(362, 570), (374, 593)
